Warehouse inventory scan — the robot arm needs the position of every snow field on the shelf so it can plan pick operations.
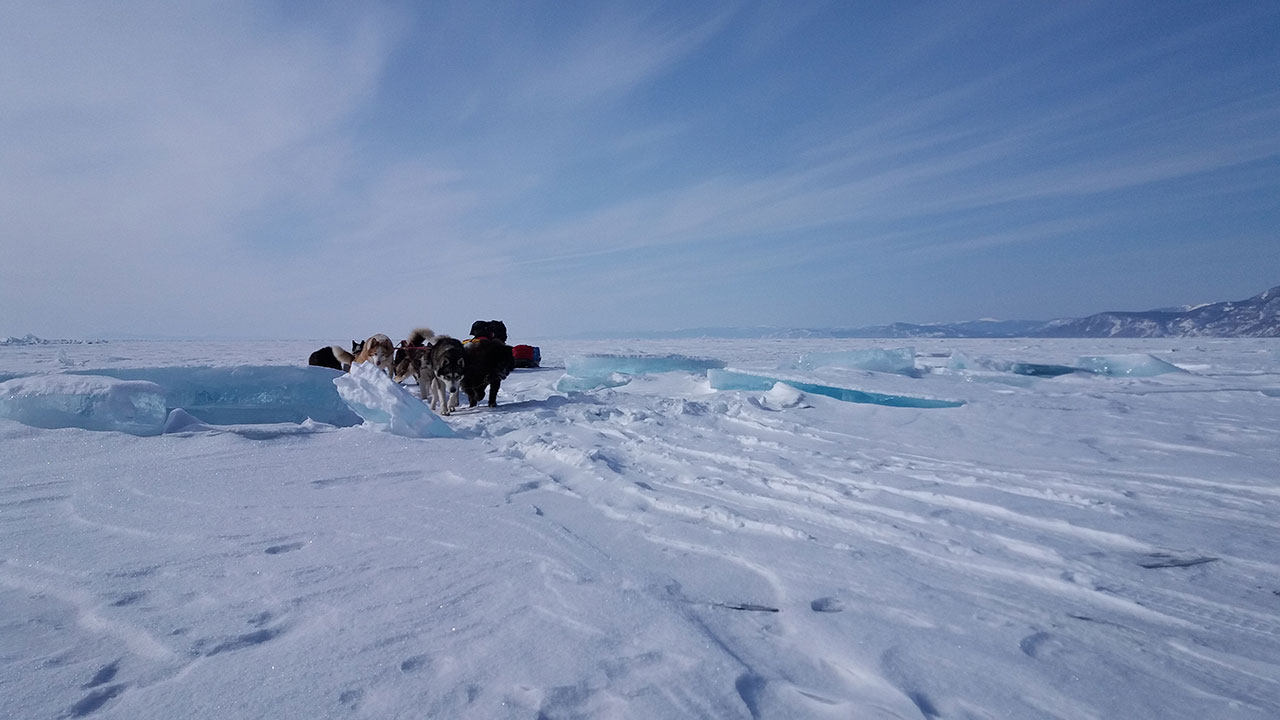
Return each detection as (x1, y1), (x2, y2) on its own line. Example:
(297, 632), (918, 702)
(1, 337), (1279, 719)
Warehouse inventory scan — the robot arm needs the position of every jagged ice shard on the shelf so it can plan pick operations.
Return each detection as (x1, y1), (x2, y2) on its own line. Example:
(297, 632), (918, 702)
(708, 369), (964, 408)
(333, 363), (455, 438)
(0, 374), (169, 435)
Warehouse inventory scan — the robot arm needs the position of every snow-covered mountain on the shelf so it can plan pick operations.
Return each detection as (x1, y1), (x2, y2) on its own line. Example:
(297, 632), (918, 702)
(1035, 285), (1280, 338)
(601, 285), (1280, 339)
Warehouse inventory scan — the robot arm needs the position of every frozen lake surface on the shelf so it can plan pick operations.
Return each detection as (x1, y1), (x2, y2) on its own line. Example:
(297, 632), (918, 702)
(2, 337), (1278, 719)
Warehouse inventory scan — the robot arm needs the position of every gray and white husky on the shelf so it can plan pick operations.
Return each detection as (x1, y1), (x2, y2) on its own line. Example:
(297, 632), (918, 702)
(396, 328), (466, 415)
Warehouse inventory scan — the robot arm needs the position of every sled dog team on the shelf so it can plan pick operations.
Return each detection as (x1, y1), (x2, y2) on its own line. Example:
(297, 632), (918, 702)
(308, 321), (515, 416)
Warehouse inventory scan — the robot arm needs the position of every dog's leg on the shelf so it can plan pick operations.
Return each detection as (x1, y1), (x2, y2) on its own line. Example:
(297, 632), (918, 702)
(487, 378), (500, 407)
(447, 380), (460, 413)
(433, 379), (450, 415)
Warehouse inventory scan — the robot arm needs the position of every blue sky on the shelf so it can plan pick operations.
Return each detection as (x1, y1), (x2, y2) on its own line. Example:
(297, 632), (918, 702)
(2, 1), (1277, 339)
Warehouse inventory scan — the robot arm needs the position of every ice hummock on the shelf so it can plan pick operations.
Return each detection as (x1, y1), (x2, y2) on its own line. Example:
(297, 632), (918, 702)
(948, 351), (1187, 378)
(793, 347), (919, 376)
(708, 368), (963, 408)
(947, 352), (1080, 377)
(0, 374), (169, 435)
(333, 363), (454, 438)
(70, 366), (362, 426)
(557, 354), (726, 392)
(762, 382), (808, 409)
(1075, 354), (1186, 377)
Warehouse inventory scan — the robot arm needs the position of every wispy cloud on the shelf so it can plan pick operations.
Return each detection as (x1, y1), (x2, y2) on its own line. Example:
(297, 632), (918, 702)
(0, 2), (403, 335)
(2, 1), (1276, 338)
(511, 6), (732, 108)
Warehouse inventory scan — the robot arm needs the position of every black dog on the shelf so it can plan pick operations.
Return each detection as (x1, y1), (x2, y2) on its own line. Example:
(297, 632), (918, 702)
(469, 320), (508, 344)
(424, 336), (467, 414)
(308, 340), (363, 371)
(308, 346), (342, 370)
(463, 338), (515, 408)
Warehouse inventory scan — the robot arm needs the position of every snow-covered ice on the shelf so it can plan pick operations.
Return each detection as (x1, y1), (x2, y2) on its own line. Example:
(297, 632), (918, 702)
(2, 337), (1279, 719)
(0, 374), (168, 436)
(708, 368), (965, 408)
(1076, 353), (1186, 377)
(333, 362), (454, 439)
(794, 346), (919, 376)
(948, 351), (1081, 378)
(557, 353), (725, 392)
(72, 365), (361, 427)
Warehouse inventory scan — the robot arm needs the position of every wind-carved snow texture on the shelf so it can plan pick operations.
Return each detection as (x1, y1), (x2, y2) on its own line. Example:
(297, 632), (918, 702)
(557, 354), (726, 392)
(708, 369), (964, 408)
(0, 374), (168, 435)
(2, 338), (1280, 718)
(332, 362), (454, 438)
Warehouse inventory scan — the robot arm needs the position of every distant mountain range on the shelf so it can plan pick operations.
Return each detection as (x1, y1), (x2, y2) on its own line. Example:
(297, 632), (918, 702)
(1033, 285), (1280, 338)
(610, 285), (1280, 339)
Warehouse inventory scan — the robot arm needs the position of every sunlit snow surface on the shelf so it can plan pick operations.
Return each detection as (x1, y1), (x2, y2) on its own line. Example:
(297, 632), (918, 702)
(333, 362), (453, 439)
(2, 337), (1279, 719)
(558, 353), (726, 392)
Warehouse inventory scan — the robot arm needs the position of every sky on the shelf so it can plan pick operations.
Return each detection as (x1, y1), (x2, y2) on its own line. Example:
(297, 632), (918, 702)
(2, 0), (1278, 340)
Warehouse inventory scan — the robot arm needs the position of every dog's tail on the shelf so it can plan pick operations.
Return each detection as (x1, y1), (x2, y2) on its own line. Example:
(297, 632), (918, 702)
(407, 327), (435, 347)
(330, 345), (355, 364)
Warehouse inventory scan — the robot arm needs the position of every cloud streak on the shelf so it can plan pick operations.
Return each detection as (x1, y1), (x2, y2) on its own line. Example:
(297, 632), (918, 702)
(2, 1), (1277, 338)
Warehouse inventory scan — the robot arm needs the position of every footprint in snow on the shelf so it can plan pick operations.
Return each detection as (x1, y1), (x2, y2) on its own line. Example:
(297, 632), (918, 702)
(400, 655), (429, 673)
(338, 688), (364, 710)
(108, 591), (146, 607)
(83, 660), (120, 689)
(68, 684), (126, 717)
(810, 597), (845, 613)
(1019, 631), (1065, 659)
